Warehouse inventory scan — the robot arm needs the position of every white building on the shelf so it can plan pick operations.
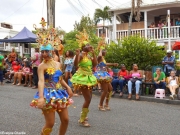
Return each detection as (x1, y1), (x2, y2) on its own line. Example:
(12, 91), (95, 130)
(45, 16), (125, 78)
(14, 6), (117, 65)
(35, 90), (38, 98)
(0, 23), (32, 57)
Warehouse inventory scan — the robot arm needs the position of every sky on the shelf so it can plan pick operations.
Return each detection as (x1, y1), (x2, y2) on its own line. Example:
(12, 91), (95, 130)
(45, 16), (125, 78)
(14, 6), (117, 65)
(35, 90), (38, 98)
(0, 0), (178, 32)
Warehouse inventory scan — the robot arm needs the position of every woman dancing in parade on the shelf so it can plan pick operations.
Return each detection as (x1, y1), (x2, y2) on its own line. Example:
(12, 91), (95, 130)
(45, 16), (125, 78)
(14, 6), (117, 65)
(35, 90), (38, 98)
(30, 18), (73, 135)
(71, 29), (97, 127)
(94, 38), (118, 111)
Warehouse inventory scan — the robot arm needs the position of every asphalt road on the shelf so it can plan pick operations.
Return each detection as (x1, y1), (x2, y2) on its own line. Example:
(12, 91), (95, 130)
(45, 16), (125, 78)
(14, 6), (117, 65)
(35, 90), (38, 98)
(1, 84), (180, 135)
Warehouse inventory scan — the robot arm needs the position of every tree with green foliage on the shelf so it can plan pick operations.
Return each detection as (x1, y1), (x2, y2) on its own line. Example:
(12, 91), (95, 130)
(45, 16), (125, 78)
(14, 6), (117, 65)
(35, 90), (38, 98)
(106, 35), (165, 70)
(94, 6), (112, 34)
(74, 15), (96, 39)
(63, 30), (79, 53)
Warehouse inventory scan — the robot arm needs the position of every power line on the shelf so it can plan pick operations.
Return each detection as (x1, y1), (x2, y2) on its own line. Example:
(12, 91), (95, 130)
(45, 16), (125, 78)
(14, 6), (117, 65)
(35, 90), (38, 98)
(68, 0), (84, 15)
(79, 0), (93, 14)
(92, 0), (103, 8)
(66, 0), (82, 17)
(106, 0), (116, 7)
(1, 0), (31, 22)
(77, 0), (87, 14)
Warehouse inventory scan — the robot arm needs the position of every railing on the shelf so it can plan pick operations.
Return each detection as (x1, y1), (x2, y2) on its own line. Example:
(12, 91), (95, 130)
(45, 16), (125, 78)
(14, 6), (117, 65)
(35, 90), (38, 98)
(0, 46), (20, 52)
(116, 26), (180, 40)
(0, 46), (4, 50)
(24, 48), (29, 54)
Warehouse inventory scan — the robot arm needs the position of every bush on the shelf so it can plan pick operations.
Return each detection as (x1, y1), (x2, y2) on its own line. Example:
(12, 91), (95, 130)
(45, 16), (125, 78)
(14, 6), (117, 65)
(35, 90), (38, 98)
(106, 35), (165, 71)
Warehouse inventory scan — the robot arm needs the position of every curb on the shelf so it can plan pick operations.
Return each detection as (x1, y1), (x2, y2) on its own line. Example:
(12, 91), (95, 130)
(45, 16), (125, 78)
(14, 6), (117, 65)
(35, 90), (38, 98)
(92, 91), (180, 105)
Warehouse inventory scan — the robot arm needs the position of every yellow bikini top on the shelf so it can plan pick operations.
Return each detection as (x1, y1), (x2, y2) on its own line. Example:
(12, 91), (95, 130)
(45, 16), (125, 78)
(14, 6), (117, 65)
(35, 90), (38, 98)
(102, 56), (106, 63)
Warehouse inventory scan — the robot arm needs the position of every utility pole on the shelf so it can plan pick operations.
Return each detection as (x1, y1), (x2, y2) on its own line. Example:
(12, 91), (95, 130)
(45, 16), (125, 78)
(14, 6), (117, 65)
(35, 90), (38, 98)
(47, 0), (55, 27)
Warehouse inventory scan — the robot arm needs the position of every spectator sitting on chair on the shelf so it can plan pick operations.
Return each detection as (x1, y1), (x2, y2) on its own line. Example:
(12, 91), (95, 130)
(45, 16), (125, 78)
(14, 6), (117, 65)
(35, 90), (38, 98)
(167, 70), (179, 100)
(162, 50), (175, 76)
(128, 64), (142, 100)
(153, 68), (166, 90)
(112, 64), (128, 97)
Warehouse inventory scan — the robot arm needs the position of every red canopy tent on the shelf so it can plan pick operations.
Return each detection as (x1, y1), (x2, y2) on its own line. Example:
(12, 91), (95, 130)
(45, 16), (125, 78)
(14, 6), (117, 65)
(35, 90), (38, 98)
(172, 41), (180, 50)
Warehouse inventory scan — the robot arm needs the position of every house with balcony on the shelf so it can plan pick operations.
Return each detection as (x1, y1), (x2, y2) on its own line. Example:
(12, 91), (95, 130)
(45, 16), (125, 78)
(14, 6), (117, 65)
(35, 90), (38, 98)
(0, 23), (34, 57)
(97, 1), (180, 46)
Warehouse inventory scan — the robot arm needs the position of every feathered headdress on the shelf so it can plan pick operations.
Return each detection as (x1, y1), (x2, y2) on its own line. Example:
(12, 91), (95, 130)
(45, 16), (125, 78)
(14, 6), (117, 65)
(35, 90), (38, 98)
(33, 17), (60, 50)
(98, 36), (106, 51)
(76, 29), (89, 49)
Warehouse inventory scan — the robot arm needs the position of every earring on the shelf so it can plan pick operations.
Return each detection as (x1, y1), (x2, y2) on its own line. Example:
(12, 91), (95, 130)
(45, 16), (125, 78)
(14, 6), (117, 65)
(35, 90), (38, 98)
(48, 52), (52, 57)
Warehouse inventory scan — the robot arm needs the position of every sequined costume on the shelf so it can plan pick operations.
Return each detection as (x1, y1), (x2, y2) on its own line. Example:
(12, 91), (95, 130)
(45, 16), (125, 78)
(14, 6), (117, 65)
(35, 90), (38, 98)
(94, 57), (112, 82)
(71, 54), (97, 89)
(30, 68), (73, 111)
(64, 58), (74, 72)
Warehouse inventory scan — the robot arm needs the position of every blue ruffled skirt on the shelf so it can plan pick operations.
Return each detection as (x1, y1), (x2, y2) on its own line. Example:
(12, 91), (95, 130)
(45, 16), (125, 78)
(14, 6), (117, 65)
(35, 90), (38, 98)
(94, 71), (112, 82)
(30, 88), (73, 111)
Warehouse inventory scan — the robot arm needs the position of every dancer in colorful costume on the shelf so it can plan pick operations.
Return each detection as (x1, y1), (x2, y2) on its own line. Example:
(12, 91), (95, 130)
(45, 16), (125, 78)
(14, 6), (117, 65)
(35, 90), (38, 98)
(94, 38), (118, 111)
(30, 18), (73, 135)
(71, 29), (97, 127)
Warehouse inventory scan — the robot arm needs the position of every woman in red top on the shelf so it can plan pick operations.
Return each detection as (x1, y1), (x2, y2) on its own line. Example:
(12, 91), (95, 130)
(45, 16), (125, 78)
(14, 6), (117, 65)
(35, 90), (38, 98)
(13, 61), (30, 86)
(9, 61), (21, 83)
(111, 64), (128, 97)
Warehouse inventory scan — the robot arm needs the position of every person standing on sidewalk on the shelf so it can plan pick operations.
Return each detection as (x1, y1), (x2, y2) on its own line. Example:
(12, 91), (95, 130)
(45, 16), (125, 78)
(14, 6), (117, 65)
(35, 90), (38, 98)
(58, 39), (64, 64)
(31, 48), (41, 89)
(0, 54), (4, 85)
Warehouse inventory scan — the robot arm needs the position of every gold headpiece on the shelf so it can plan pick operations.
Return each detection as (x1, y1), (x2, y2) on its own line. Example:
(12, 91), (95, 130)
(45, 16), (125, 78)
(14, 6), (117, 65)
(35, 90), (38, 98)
(33, 17), (60, 50)
(76, 29), (89, 48)
(98, 36), (106, 51)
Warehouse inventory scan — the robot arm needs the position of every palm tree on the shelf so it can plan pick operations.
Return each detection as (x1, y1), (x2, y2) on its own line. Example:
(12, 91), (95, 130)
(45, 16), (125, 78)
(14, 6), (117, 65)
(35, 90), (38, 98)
(94, 6), (112, 35)
(128, 0), (142, 36)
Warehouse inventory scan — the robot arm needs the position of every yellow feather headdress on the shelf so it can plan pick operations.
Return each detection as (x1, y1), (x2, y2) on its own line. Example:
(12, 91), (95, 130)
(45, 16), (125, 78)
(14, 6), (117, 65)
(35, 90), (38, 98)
(98, 36), (106, 51)
(76, 29), (89, 49)
(33, 17), (60, 50)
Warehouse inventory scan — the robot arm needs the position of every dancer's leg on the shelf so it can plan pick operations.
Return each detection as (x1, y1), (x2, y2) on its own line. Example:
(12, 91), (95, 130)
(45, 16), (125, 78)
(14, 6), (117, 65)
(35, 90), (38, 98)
(79, 87), (92, 126)
(57, 108), (69, 135)
(64, 72), (70, 84)
(104, 83), (113, 110)
(99, 82), (108, 110)
(41, 110), (55, 135)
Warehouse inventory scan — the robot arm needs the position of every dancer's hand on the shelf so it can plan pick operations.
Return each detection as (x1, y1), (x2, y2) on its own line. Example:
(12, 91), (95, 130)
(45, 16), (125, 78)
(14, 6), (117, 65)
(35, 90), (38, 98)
(67, 87), (73, 98)
(76, 49), (80, 56)
(114, 63), (119, 66)
(37, 97), (45, 109)
(91, 47), (95, 54)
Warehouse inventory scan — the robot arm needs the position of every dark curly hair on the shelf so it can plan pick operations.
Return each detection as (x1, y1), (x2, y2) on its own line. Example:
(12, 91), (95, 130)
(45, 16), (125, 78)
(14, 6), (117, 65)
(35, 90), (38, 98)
(65, 50), (74, 58)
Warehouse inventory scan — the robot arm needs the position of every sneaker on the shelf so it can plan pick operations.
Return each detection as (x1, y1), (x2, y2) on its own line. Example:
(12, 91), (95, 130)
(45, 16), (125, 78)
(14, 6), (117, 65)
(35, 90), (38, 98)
(5, 81), (11, 83)
(169, 95), (174, 100)
(173, 94), (177, 98)
(119, 92), (123, 97)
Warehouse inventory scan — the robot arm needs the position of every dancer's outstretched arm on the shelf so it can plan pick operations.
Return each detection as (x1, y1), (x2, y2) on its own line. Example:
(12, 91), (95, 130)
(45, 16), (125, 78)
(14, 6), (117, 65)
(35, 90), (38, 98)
(74, 49), (81, 67)
(91, 48), (97, 67)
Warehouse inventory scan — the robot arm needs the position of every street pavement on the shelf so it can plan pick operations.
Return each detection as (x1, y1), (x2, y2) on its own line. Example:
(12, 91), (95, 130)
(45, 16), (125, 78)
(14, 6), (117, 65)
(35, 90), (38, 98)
(1, 84), (180, 135)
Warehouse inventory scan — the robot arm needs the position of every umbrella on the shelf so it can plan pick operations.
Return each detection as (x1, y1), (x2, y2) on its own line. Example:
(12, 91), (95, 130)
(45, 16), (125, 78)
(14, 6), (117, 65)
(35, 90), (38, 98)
(172, 41), (180, 50)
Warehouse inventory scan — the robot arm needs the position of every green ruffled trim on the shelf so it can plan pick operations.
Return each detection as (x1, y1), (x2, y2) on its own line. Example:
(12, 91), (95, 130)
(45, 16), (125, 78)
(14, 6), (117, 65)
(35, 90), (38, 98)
(71, 73), (97, 86)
